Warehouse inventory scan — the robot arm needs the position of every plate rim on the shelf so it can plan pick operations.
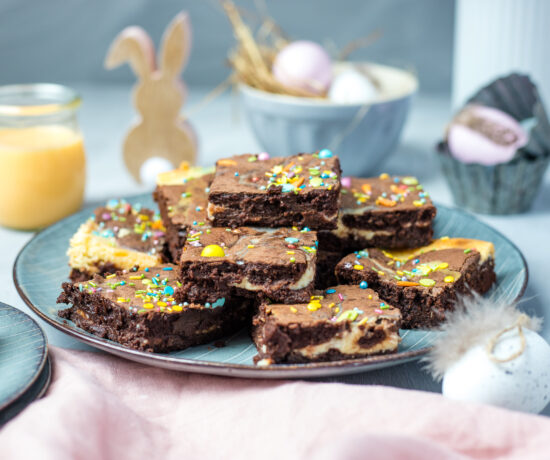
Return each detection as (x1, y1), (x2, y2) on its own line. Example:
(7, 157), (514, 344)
(12, 199), (529, 378)
(0, 302), (48, 411)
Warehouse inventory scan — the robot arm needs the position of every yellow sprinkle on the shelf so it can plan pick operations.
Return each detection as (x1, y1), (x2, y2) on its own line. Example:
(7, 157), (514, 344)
(438, 262), (449, 270)
(114, 250), (128, 257)
(337, 310), (358, 322)
(106, 274), (116, 279)
(396, 270), (404, 276)
(358, 317), (370, 326)
(172, 305), (183, 312)
(157, 301), (167, 307)
(379, 173), (389, 180)
(310, 295), (324, 300)
(413, 200), (423, 207)
(307, 301), (322, 312)
(368, 294), (373, 299)
(138, 214), (149, 221)
(378, 270), (385, 276)
(247, 245), (255, 249)
(116, 297), (127, 303)
(287, 251), (295, 255)
(334, 307), (340, 313)
(143, 302), (154, 309)
(444, 276), (455, 283)
(290, 307), (298, 313)
(419, 278), (436, 287)
(353, 264), (364, 270)
(129, 275), (143, 280)
(328, 302), (336, 309)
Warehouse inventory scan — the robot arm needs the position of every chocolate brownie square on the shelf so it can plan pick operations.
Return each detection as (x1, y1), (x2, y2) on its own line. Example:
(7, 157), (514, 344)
(252, 285), (401, 364)
(207, 152), (341, 229)
(57, 265), (251, 352)
(318, 175), (436, 253)
(176, 227), (318, 304)
(335, 238), (496, 328)
(154, 173), (214, 262)
(68, 200), (167, 282)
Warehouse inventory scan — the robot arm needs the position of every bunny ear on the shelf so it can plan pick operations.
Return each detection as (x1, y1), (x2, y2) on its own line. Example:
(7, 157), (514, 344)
(105, 26), (156, 79)
(159, 12), (192, 78)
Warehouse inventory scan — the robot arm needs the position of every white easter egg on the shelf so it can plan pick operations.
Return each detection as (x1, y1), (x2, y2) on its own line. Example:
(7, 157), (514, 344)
(139, 157), (174, 187)
(272, 41), (332, 95)
(328, 70), (378, 104)
(443, 328), (550, 413)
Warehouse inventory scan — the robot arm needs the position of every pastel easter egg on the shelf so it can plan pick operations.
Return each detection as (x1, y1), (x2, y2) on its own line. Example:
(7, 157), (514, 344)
(258, 152), (270, 161)
(442, 328), (550, 413)
(140, 157), (174, 186)
(328, 69), (378, 104)
(272, 41), (332, 95)
(447, 105), (528, 166)
(341, 176), (352, 188)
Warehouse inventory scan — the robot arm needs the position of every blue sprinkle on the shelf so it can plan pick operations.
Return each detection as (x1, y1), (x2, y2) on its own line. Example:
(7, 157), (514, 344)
(195, 206), (201, 212)
(234, 172), (239, 177)
(205, 187), (210, 193)
(205, 302), (211, 308)
(212, 297), (226, 308)
(326, 288), (336, 294)
(120, 281), (126, 286)
(193, 221), (197, 225)
(281, 183), (294, 193)
(321, 173), (329, 179)
(163, 286), (174, 295)
(163, 267), (173, 271)
(145, 267), (150, 272)
(319, 149), (333, 159)
(394, 177), (399, 183)
(285, 237), (300, 244)
(359, 281), (368, 289)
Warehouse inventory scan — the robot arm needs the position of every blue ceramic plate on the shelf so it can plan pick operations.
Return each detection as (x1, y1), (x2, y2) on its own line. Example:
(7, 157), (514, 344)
(0, 302), (48, 412)
(0, 356), (51, 426)
(14, 195), (527, 378)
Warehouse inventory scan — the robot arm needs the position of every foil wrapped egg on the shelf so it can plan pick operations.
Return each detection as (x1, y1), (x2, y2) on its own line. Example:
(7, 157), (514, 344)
(447, 105), (528, 166)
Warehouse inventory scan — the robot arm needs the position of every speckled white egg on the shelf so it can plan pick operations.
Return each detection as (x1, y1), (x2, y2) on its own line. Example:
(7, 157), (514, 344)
(272, 41), (332, 95)
(139, 157), (174, 186)
(443, 328), (550, 413)
(328, 70), (378, 104)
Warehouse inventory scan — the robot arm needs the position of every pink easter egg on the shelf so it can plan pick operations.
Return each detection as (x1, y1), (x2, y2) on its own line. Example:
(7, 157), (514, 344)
(447, 105), (528, 166)
(272, 41), (332, 95)
(258, 152), (270, 161)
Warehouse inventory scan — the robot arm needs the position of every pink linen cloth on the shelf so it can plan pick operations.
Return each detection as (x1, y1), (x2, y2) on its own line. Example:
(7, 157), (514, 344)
(1, 347), (550, 460)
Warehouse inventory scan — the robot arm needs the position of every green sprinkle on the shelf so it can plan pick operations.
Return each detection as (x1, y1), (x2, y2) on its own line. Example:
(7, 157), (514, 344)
(464, 248), (472, 254)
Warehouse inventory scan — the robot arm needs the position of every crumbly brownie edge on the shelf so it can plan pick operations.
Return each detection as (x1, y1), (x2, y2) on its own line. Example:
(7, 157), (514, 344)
(335, 258), (496, 328)
(57, 282), (250, 353)
(208, 188), (340, 230)
(153, 186), (186, 263)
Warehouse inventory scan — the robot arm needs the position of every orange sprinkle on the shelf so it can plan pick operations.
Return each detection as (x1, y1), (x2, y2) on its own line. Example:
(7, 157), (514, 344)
(376, 197), (397, 207)
(218, 159), (237, 166)
(294, 176), (305, 187)
(397, 281), (421, 287)
(361, 183), (372, 194)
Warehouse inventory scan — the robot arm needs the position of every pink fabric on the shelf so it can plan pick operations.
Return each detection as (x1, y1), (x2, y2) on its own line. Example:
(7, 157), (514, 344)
(2, 347), (550, 460)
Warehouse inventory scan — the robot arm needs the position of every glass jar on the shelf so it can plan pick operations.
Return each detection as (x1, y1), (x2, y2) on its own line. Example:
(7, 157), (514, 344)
(0, 84), (86, 230)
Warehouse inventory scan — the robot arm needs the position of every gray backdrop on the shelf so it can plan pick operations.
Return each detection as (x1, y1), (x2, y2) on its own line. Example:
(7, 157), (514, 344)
(0, 0), (454, 94)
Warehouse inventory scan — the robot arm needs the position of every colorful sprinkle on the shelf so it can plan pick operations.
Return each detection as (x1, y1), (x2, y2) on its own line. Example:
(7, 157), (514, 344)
(359, 281), (368, 289)
(419, 278), (436, 287)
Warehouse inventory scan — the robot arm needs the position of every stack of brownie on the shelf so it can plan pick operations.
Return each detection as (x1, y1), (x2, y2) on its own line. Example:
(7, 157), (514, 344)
(58, 151), (496, 363)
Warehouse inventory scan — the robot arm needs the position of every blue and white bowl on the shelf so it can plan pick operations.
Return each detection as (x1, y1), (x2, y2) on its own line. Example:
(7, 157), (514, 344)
(240, 62), (418, 175)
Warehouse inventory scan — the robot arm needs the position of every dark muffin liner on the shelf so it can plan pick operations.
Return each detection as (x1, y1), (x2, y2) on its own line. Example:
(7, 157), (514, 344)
(438, 73), (550, 214)
(438, 142), (549, 214)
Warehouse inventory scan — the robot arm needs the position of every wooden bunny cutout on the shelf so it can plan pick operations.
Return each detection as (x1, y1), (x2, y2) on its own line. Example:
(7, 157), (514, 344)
(105, 12), (197, 183)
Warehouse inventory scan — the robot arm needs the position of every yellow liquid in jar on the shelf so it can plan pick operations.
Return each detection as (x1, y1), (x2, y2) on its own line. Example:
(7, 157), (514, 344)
(0, 125), (86, 230)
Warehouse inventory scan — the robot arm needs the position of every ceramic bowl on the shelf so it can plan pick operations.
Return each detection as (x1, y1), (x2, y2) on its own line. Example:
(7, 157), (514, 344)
(239, 62), (418, 175)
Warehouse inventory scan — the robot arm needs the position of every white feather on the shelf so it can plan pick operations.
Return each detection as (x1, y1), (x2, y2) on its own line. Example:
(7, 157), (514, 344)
(423, 293), (542, 380)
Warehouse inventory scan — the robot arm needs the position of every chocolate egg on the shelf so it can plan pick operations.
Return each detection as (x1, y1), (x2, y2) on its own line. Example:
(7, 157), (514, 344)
(447, 105), (528, 166)
(329, 69), (378, 104)
(272, 41), (332, 95)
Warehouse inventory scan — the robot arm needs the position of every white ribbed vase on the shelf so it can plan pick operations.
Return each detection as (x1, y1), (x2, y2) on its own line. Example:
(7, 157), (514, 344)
(453, 0), (550, 109)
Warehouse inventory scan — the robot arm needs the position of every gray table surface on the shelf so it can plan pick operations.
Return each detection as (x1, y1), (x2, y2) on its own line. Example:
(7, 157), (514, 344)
(2, 84), (549, 411)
